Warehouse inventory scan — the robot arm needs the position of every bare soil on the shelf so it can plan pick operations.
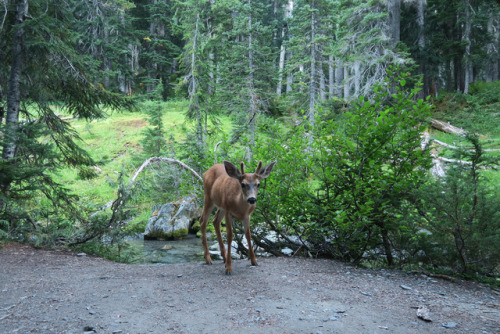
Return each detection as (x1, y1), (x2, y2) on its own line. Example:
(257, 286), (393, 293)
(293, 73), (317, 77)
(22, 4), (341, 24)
(1, 244), (499, 334)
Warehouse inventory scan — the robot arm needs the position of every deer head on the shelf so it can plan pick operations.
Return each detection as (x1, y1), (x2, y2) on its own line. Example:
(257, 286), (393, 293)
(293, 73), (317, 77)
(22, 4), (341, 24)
(223, 160), (275, 205)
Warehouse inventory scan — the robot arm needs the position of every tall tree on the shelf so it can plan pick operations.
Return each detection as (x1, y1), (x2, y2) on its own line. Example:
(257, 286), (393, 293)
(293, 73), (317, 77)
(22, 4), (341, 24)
(0, 0), (133, 221)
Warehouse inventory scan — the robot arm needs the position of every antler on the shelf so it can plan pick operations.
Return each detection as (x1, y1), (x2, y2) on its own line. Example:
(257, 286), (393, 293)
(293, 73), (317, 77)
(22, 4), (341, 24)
(255, 160), (263, 174)
(240, 162), (245, 174)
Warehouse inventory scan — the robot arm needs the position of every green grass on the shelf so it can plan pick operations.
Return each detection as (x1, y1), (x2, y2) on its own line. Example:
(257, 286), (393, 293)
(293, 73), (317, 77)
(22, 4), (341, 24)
(58, 101), (188, 203)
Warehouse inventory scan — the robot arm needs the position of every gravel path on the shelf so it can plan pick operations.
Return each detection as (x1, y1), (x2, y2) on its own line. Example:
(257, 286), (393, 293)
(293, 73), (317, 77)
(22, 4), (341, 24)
(1, 244), (499, 333)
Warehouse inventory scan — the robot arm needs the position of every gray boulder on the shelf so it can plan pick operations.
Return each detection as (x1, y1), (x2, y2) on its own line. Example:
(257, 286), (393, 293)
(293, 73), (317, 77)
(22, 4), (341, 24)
(144, 196), (202, 240)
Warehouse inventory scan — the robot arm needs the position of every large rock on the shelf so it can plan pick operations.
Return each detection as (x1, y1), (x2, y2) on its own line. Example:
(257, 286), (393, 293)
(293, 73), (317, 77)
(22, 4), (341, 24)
(144, 196), (202, 240)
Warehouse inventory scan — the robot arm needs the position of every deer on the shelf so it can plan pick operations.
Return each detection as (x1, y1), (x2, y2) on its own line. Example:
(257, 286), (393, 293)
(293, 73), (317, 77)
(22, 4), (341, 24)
(200, 160), (276, 275)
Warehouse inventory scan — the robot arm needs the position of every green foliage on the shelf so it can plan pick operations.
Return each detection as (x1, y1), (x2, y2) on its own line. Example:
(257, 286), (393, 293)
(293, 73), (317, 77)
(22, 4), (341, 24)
(254, 68), (433, 264)
(413, 134), (500, 274)
(140, 101), (168, 156)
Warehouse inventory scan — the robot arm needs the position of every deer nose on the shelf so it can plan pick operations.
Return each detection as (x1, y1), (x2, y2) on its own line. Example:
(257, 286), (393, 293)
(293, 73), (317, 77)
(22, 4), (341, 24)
(247, 197), (257, 205)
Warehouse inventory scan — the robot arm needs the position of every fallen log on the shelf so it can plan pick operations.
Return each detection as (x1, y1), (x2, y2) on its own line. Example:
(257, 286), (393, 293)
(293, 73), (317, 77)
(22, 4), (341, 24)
(430, 118), (466, 135)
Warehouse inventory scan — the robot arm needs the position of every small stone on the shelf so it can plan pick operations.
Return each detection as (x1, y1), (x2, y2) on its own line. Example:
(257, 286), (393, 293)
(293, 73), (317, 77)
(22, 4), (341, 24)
(400, 285), (412, 290)
(77, 253), (87, 257)
(442, 322), (458, 329)
(417, 305), (432, 322)
(177, 274), (183, 278)
(360, 291), (372, 296)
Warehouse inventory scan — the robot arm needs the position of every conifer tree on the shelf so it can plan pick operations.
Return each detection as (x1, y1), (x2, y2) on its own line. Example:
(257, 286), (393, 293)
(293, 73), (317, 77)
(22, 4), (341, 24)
(0, 0), (133, 224)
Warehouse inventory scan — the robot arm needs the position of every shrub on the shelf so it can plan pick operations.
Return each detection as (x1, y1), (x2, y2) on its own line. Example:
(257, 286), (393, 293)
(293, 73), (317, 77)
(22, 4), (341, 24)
(413, 134), (500, 274)
(253, 67), (433, 265)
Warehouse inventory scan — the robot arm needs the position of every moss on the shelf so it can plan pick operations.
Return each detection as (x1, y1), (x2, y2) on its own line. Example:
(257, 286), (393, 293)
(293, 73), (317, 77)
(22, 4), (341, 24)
(144, 227), (188, 240)
(173, 228), (188, 239)
(144, 230), (170, 240)
(190, 221), (201, 233)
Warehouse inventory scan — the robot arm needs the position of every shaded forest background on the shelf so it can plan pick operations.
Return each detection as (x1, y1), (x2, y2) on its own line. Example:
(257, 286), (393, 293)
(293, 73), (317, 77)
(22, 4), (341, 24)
(1, 0), (499, 279)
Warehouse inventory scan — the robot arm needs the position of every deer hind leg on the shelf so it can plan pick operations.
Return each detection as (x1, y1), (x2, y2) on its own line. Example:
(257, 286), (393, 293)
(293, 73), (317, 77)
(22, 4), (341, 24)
(212, 209), (226, 263)
(224, 212), (233, 275)
(243, 217), (258, 266)
(200, 202), (214, 265)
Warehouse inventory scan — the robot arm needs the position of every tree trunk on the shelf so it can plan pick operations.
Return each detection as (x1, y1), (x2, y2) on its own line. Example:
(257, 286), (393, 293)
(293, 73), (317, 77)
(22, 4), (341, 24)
(328, 55), (334, 98)
(248, 0), (256, 159)
(277, 2), (293, 96)
(381, 227), (394, 266)
(2, 0), (27, 162)
(387, 0), (401, 47)
(486, 14), (498, 81)
(354, 61), (361, 96)
(462, 0), (472, 94)
(335, 60), (344, 98)
(1, 0), (28, 209)
(319, 59), (326, 102)
(416, 0), (428, 98)
(308, 1), (317, 128)
(343, 67), (350, 99)
(286, 51), (293, 92)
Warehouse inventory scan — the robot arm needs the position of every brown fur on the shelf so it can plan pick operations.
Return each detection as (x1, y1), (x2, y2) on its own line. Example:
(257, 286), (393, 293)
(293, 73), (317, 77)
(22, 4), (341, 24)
(199, 160), (275, 275)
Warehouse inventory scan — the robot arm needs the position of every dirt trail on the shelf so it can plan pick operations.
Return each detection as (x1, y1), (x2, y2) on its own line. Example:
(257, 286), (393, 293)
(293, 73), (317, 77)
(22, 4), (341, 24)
(1, 244), (499, 334)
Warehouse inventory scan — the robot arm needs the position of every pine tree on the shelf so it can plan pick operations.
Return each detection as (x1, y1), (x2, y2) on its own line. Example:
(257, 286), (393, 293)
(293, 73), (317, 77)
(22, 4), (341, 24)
(216, 0), (276, 155)
(0, 0), (133, 224)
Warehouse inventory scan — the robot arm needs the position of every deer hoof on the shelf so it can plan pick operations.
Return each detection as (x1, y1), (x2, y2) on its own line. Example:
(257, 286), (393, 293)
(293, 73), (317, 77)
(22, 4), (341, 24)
(251, 262), (258, 266)
(225, 271), (232, 275)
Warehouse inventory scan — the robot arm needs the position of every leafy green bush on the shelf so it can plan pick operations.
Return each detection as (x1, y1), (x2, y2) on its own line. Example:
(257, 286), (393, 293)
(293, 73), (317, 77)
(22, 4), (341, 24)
(254, 68), (432, 265)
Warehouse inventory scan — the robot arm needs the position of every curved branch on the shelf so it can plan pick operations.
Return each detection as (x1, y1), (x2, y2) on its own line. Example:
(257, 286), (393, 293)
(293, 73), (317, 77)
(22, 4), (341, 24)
(90, 157), (202, 218)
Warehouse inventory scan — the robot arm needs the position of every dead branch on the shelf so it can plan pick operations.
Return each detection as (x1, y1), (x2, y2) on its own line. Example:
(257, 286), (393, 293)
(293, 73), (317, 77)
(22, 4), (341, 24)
(90, 157), (202, 218)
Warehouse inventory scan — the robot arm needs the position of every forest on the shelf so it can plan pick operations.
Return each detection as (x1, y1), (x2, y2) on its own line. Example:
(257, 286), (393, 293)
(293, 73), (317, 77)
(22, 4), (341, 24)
(1, 0), (499, 280)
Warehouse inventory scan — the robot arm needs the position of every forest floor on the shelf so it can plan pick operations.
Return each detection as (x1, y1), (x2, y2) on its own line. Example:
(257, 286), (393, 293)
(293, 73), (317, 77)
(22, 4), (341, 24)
(0, 243), (499, 334)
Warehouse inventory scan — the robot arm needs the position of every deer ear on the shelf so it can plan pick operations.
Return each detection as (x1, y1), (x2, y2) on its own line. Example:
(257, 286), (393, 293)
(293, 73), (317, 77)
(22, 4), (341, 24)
(257, 161), (276, 179)
(224, 161), (241, 179)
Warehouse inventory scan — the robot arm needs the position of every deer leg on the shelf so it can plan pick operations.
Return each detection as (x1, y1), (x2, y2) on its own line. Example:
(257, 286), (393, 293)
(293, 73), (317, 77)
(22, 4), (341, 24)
(212, 209), (226, 263)
(224, 213), (233, 275)
(243, 217), (258, 266)
(200, 203), (214, 265)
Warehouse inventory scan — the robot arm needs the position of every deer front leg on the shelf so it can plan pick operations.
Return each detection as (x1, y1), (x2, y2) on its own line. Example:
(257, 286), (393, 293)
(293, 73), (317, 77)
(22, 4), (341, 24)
(212, 209), (226, 263)
(243, 217), (258, 266)
(224, 213), (233, 275)
(200, 203), (214, 265)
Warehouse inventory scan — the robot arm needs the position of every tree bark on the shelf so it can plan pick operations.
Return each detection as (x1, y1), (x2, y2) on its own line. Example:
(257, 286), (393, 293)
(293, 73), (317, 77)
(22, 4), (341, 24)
(335, 60), (344, 98)
(2, 0), (27, 162)
(277, 1), (292, 96)
(328, 55), (334, 98)
(387, 0), (401, 47)
(416, 0), (428, 98)
(462, 0), (472, 94)
(308, 1), (317, 128)
(1, 0), (28, 210)
(247, 0), (256, 159)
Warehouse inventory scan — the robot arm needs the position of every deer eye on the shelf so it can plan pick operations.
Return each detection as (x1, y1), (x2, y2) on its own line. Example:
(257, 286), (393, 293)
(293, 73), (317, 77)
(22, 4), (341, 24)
(256, 183), (260, 188)
(240, 183), (246, 188)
